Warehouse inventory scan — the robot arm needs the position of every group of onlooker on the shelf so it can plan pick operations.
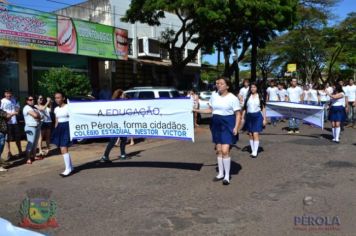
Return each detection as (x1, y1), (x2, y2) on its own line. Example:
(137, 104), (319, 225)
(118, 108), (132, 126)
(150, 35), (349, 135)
(0, 90), (53, 171)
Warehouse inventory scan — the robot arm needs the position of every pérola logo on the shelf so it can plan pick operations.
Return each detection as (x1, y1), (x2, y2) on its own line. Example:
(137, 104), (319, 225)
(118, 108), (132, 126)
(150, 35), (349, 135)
(19, 188), (59, 229)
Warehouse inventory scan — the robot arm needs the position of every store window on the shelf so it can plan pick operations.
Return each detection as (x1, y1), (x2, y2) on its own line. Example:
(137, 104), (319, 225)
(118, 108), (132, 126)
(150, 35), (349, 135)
(0, 47), (19, 99)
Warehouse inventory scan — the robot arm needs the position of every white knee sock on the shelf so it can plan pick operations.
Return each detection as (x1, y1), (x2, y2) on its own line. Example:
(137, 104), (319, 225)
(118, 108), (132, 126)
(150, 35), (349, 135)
(223, 157), (231, 181)
(332, 128), (335, 140)
(217, 156), (224, 178)
(68, 153), (73, 169)
(253, 141), (259, 156)
(62, 153), (72, 175)
(335, 127), (340, 141)
(249, 140), (254, 153)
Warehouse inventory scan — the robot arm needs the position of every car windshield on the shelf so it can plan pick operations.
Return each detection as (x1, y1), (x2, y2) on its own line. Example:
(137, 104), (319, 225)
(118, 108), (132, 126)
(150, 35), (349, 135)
(171, 91), (180, 98)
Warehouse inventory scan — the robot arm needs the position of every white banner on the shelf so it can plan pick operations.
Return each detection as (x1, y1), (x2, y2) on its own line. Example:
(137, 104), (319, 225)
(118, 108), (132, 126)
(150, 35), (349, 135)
(68, 99), (194, 142)
(266, 102), (324, 129)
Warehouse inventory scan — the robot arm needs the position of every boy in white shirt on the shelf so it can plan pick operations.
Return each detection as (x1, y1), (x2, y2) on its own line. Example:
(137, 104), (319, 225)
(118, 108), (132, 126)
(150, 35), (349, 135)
(0, 90), (22, 159)
(238, 79), (250, 105)
(266, 80), (279, 126)
(277, 83), (287, 102)
(286, 79), (304, 134)
(346, 79), (356, 127)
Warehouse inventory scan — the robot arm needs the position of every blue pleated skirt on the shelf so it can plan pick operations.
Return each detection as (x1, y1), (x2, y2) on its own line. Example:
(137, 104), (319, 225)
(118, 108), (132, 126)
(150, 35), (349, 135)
(329, 106), (346, 122)
(245, 112), (263, 133)
(51, 122), (71, 147)
(210, 114), (237, 145)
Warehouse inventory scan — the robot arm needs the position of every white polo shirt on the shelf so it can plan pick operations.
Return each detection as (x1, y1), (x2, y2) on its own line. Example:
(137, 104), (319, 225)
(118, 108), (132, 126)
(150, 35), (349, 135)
(0, 98), (19, 124)
(346, 85), (356, 102)
(239, 87), (249, 103)
(266, 87), (279, 101)
(209, 93), (241, 116)
(54, 105), (69, 123)
(287, 86), (303, 103)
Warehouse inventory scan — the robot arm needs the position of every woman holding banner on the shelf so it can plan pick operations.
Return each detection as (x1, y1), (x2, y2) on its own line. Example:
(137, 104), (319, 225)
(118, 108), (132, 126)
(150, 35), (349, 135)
(195, 77), (241, 185)
(99, 89), (128, 163)
(241, 83), (267, 158)
(327, 84), (346, 143)
(52, 92), (74, 177)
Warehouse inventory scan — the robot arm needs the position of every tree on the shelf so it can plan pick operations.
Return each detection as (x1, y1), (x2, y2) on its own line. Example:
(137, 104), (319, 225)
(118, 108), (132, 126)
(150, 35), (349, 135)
(260, 0), (342, 84)
(122, 0), (230, 89)
(38, 67), (92, 97)
(324, 12), (356, 82)
(242, 0), (298, 82)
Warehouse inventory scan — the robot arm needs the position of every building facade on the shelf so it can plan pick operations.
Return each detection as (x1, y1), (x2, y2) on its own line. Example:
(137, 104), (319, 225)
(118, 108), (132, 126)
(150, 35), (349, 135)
(55, 0), (202, 90)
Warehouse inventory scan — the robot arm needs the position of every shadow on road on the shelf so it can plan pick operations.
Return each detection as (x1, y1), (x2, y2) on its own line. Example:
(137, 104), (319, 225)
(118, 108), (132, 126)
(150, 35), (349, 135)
(241, 145), (264, 155)
(262, 132), (320, 139)
(71, 158), (204, 175)
(211, 161), (242, 176)
(320, 134), (333, 140)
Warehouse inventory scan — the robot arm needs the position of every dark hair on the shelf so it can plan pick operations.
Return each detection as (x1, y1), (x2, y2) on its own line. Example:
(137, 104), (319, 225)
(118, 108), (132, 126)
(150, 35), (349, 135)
(4, 89), (12, 93)
(218, 77), (233, 92)
(334, 84), (343, 94)
(25, 96), (36, 107)
(112, 89), (124, 99)
(26, 95), (35, 101)
(54, 91), (66, 98)
(243, 82), (265, 111)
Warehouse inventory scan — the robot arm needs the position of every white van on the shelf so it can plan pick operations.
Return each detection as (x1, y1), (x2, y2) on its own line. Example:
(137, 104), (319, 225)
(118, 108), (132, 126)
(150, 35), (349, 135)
(124, 87), (181, 99)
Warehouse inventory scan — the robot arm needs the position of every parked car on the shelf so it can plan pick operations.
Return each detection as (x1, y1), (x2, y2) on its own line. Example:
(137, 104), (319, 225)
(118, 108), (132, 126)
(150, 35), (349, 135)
(199, 91), (213, 100)
(124, 87), (181, 99)
(198, 91), (214, 122)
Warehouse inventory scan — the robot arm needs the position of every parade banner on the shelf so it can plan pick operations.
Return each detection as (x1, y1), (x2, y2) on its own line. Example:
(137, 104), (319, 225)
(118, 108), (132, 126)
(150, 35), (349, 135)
(266, 102), (324, 129)
(68, 99), (194, 142)
(0, 4), (57, 52)
(0, 3), (128, 60)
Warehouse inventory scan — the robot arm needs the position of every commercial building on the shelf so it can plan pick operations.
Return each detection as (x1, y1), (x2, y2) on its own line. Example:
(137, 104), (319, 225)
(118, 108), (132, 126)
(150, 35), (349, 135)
(55, 0), (202, 91)
(0, 2), (128, 101)
(0, 1), (201, 102)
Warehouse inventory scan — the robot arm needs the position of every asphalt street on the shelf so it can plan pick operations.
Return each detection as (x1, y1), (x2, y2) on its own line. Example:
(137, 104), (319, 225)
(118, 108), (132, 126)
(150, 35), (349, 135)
(0, 122), (355, 236)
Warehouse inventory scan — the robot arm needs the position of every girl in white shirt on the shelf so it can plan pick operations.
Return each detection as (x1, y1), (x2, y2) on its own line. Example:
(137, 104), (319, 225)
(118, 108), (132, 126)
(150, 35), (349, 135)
(238, 79), (250, 105)
(195, 77), (241, 185)
(52, 92), (73, 177)
(318, 84), (329, 121)
(35, 95), (52, 156)
(242, 83), (267, 158)
(308, 85), (319, 105)
(326, 84), (346, 143)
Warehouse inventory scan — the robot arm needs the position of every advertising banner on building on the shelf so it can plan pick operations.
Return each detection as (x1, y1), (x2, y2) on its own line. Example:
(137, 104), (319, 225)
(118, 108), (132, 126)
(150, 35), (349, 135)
(0, 4), (57, 52)
(0, 3), (128, 60)
(68, 99), (194, 142)
(266, 102), (324, 129)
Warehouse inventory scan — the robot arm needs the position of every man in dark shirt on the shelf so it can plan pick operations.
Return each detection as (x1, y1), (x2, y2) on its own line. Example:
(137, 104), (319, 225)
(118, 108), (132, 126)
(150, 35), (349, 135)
(0, 108), (18, 172)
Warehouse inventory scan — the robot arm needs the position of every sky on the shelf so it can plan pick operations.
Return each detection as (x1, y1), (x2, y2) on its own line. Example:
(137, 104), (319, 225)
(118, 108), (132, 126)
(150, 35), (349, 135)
(6, 0), (356, 65)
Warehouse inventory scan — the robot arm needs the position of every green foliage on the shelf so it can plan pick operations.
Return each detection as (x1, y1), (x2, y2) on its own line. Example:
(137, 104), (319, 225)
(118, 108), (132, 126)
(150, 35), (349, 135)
(38, 67), (91, 97)
(200, 63), (225, 83)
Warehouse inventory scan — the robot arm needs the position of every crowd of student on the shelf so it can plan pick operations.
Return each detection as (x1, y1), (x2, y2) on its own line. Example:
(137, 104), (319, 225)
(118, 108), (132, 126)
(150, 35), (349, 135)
(0, 77), (354, 180)
(195, 77), (355, 185)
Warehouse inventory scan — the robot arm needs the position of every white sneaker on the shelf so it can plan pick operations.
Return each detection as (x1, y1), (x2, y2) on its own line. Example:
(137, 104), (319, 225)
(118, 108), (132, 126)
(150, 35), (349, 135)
(61, 168), (73, 176)
(0, 167), (8, 172)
